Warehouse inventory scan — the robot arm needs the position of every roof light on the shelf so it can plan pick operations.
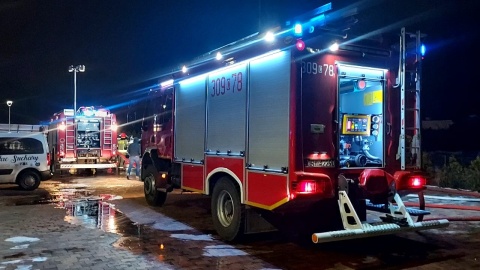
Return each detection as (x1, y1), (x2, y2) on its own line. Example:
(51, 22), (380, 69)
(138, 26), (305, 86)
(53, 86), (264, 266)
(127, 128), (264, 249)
(216, 52), (223, 60)
(95, 109), (108, 117)
(296, 39), (305, 51)
(264, 31), (275, 42)
(420, 44), (426, 56)
(329, 42), (339, 52)
(182, 65), (188, 73)
(294, 23), (302, 36)
(160, 79), (174, 88)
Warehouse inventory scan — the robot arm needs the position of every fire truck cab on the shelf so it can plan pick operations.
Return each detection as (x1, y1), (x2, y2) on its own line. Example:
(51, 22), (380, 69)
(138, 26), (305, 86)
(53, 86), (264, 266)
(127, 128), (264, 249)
(139, 3), (448, 243)
(47, 106), (118, 173)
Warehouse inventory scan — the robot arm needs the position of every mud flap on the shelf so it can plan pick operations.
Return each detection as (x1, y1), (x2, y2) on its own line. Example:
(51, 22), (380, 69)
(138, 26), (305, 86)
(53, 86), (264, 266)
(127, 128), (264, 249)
(244, 206), (277, 234)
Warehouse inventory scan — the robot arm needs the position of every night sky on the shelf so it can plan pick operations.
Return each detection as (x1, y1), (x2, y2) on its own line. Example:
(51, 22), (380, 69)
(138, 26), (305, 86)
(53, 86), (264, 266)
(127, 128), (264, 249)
(1, 0), (478, 129)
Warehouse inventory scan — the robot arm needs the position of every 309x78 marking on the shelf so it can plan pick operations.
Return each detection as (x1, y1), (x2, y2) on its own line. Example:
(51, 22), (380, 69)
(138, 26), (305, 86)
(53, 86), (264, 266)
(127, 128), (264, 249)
(301, 61), (335, 76)
(210, 72), (243, 97)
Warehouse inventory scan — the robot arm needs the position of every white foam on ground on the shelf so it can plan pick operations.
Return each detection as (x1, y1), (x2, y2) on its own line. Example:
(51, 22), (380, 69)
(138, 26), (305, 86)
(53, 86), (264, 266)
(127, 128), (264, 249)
(114, 202), (193, 231)
(10, 244), (29, 250)
(14, 265), (32, 270)
(203, 245), (247, 257)
(31, 257), (47, 262)
(170, 234), (213, 241)
(5, 237), (39, 243)
(1, 260), (22, 265)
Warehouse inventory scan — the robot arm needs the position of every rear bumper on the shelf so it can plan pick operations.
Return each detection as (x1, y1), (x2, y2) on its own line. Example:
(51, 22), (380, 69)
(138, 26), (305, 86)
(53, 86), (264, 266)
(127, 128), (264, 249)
(40, 170), (53, 181)
(312, 219), (449, 243)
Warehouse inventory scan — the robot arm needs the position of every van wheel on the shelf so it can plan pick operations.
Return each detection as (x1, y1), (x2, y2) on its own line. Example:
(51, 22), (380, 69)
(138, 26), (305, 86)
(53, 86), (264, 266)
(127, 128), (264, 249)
(18, 171), (41, 191)
(211, 177), (245, 242)
(144, 173), (167, 206)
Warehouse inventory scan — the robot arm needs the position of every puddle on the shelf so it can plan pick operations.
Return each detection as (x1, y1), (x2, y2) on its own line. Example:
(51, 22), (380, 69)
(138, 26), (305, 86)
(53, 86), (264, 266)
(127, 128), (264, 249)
(43, 187), (137, 235)
(11, 184), (279, 269)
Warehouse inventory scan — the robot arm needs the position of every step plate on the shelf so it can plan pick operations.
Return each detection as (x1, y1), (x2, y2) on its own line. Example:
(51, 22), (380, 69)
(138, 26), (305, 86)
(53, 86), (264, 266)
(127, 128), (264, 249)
(366, 201), (430, 216)
(312, 219), (449, 243)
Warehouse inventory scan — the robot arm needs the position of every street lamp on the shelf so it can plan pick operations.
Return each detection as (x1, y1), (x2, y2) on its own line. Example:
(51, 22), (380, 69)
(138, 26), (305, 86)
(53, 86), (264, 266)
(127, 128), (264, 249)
(68, 65), (85, 114)
(6, 100), (12, 132)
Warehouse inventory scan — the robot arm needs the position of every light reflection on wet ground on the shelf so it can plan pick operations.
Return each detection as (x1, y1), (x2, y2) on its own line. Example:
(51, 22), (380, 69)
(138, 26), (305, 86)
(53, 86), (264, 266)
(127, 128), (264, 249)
(5, 178), (480, 269)
(41, 183), (281, 269)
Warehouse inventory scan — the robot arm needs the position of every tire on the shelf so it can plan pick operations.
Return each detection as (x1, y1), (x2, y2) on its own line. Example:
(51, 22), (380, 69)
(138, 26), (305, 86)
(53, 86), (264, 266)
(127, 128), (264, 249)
(211, 177), (245, 242)
(17, 171), (41, 191)
(144, 173), (167, 206)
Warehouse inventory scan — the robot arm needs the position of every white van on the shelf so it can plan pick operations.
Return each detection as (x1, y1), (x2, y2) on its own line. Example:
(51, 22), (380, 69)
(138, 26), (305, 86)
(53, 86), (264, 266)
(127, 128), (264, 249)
(0, 132), (52, 190)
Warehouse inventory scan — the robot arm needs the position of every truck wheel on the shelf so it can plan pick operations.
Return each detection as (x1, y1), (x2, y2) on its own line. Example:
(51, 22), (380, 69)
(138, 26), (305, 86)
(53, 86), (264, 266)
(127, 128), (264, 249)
(18, 171), (41, 191)
(211, 177), (245, 242)
(144, 173), (167, 206)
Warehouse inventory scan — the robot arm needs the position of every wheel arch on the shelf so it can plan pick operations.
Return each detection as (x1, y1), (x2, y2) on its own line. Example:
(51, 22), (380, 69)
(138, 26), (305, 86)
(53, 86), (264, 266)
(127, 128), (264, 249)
(206, 168), (244, 203)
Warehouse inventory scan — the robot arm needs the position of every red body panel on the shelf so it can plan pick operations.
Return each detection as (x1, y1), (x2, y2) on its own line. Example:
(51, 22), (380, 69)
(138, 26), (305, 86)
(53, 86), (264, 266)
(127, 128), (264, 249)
(246, 172), (289, 210)
(182, 164), (204, 192)
(205, 156), (245, 186)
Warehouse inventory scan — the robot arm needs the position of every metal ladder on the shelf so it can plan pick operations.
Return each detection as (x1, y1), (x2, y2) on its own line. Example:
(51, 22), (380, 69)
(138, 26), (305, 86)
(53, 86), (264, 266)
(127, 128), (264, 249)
(400, 27), (424, 170)
(65, 116), (76, 158)
(103, 115), (113, 151)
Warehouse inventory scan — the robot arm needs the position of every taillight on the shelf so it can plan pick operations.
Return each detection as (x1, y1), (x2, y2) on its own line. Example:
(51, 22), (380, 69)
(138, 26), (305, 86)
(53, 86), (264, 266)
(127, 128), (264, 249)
(47, 152), (51, 166)
(296, 180), (329, 194)
(292, 173), (334, 199)
(397, 174), (426, 190)
(298, 180), (317, 193)
(409, 176), (425, 188)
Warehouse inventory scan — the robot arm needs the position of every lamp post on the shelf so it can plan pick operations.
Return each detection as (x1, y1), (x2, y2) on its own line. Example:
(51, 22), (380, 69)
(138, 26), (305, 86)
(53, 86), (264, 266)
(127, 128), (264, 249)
(68, 65), (85, 114)
(6, 100), (12, 132)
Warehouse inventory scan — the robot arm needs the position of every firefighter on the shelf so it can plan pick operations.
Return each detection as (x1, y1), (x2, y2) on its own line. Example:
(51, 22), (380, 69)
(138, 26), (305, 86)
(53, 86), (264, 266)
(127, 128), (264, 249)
(126, 137), (141, 180)
(118, 132), (127, 151)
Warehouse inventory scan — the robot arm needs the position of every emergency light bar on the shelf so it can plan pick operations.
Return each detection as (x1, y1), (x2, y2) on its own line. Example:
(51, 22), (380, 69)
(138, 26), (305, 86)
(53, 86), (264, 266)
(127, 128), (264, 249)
(76, 106), (110, 117)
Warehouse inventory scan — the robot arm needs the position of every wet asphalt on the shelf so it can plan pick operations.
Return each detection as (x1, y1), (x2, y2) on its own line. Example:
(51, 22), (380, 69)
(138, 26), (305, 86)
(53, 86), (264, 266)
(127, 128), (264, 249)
(1, 173), (480, 269)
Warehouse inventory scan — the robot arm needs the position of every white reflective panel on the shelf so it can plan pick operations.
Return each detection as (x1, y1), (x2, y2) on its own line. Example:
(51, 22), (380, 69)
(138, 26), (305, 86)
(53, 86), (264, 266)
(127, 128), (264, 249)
(248, 50), (291, 170)
(206, 64), (247, 155)
(175, 75), (206, 162)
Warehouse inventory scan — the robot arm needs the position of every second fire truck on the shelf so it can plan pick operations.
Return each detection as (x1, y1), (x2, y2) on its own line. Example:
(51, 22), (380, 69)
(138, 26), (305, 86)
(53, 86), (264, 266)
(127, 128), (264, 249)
(138, 3), (449, 243)
(47, 106), (118, 173)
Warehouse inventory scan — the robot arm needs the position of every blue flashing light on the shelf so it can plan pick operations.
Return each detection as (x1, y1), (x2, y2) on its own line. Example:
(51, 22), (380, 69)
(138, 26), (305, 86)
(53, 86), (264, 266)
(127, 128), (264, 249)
(294, 23), (303, 36)
(420, 44), (426, 56)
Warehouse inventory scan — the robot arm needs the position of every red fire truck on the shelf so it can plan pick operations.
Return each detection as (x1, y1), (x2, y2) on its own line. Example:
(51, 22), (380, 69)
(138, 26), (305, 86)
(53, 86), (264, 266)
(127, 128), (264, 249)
(139, 3), (449, 243)
(47, 106), (118, 173)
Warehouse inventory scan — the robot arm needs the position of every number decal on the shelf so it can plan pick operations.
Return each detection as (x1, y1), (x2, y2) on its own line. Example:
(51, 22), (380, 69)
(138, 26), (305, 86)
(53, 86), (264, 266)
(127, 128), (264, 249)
(302, 61), (335, 77)
(210, 72), (244, 97)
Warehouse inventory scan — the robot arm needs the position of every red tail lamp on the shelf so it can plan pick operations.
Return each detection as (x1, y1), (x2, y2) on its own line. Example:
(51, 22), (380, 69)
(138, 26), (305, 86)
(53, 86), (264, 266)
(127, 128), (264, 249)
(397, 174), (426, 190)
(296, 180), (330, 194)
